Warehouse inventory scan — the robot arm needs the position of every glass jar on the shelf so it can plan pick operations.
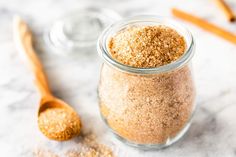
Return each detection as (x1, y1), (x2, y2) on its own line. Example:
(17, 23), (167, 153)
(97, 16), (196, 149)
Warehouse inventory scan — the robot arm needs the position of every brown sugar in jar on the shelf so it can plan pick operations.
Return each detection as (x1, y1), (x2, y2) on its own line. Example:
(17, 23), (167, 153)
(97, 16), (196, 149)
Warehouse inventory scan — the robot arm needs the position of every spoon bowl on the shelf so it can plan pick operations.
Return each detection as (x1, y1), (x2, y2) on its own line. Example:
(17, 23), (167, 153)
(38, 97), (81, 141)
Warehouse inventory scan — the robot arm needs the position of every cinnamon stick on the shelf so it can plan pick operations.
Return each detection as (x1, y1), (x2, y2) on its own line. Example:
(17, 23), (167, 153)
(172, 8), (236, 44)
(214, 0), (235, 22)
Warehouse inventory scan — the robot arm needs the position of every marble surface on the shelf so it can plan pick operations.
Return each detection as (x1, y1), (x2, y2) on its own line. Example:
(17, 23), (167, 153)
(1, 0), (236, 156)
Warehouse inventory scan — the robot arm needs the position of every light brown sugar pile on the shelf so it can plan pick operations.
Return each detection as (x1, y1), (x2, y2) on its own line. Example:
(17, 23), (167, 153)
(99, 25), (195, 144)
(38, 108), (81, 141)
(108, 25), (186, 68)
(66, 134), (114, 157)
(34, 134), (115, 157)
(34, 149), (59, 157)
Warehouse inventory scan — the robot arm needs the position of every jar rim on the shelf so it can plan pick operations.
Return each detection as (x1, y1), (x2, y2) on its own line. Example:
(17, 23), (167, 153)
(97, 15), (195, 74)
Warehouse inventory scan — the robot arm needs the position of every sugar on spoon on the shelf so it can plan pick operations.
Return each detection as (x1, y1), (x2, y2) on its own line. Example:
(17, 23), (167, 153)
(13, 16), (82, 141)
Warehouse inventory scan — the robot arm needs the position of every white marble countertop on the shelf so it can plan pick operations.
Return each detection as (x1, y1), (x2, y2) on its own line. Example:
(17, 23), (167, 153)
(1, 0), (236, 156)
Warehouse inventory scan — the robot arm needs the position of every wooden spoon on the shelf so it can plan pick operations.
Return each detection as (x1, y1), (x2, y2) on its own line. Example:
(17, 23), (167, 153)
(13, 16), (81, 141)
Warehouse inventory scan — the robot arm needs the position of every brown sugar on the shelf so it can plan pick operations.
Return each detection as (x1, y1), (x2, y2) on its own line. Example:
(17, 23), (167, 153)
(99, 65), (195, 144)
(34, 149), (59, 157)
(38, 108), (81, 141)
(99, 25), (195, 144)
(34, 134), (115, 157)
(66, 134), (114, 157)
(108, 25), (186, 68)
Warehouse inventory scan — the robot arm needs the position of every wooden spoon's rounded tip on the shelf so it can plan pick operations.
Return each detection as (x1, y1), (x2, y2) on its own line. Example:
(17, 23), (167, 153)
(38, 107), (82, 141)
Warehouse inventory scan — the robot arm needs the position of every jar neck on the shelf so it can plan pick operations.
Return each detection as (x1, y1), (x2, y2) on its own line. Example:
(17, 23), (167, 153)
(97, 15), (195, 74)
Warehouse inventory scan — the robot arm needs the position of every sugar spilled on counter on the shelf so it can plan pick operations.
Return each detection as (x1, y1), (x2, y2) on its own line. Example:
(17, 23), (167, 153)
(66, 134), (114, 157)
(34, 133), (115, 157)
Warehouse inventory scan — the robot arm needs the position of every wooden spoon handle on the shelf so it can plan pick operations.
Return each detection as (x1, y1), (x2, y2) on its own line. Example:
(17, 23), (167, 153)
(13, 16), (51, 98)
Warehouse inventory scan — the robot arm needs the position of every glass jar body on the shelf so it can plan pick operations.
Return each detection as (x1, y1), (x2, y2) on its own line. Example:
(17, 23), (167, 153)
(97, 16), (196, 149)
(98, 63), (196, 149)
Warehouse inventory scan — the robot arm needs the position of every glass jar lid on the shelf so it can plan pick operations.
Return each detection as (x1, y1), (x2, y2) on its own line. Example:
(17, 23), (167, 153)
(44, 7), (121, 56)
